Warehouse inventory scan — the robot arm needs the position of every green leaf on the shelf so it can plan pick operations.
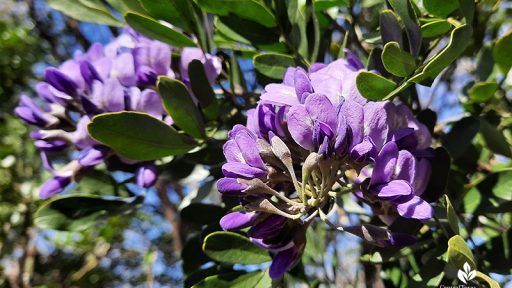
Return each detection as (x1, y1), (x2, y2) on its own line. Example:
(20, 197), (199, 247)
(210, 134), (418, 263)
(188, 60), (219, 120)
(469, 81), (498, 103)
(445, 195), (459, 234)
(88, 111), (197, 161)
(285, 0), (309, 59)
(314, 0), (349, 10)
(105, 0), (146, 14)
(476, 46), (494, 81)
(447, 235), (476, 268)
(492, 171), (512, 201)
(138, 0), (196, 32)
(47, 0), (123, 26)
(356, 71), (397, 101)
(388, 0), (422, 56)
(475, 271), (500, 288)
(196, 0), (276, 28)
(464, 187), (481, 214)
(253, 53), (297, 79)
(215, 16), (280, 47)
(423, 0), (458, 18)
(34, 194), (138, 231)
(193, 271), (271, 288)
(420, 19), (452, 38)
(380, 10), (403, 46)
(229, 53), (248, 94)
(124, 12), (196, 47)
(180, 204), (226, 226)
(493, 30), (512, 74)
(157, 76), (206, 139)
(479, 118), (512, 158)
(442, 116), (480, 159)
(410, 25), (472, 83)
(202, 232), (271, 264)
(381, 41), (417, 77)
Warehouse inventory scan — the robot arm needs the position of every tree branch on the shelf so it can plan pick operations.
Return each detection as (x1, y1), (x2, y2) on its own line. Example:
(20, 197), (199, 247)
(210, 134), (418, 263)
(155, 179), (183, 254)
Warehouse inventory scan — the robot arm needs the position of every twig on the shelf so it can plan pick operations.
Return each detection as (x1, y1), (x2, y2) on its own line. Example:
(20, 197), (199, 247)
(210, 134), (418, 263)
(155, 179), (183, 254)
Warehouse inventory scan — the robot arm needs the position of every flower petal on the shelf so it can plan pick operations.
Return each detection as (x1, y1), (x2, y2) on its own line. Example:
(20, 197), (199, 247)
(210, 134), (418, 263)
(216, 177), (247, 195)
(219, 211), (257, 231)
(370, 141), (398, 186)
(222, 162), (267, 178)
(374, 180), (413, 199)
(304, 93), (337, 132)
(40, 176), (71, 199)
(269, 247), (299, 279)
(394, 150), (416, 183)
(287, 105), (314, 150)
(396, 196), (433, 220)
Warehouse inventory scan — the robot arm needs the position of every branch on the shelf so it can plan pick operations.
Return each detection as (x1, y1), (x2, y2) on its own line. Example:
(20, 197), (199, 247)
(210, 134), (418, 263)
(155, 179), (183, 254)
(64, 17), (89, 49)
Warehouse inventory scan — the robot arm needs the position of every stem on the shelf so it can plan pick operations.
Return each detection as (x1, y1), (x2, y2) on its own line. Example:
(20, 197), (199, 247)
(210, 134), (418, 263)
(155, 179), (183, 254)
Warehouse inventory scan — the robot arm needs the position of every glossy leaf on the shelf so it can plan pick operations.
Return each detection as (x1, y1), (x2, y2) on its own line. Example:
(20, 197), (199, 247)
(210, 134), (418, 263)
(138, 0), (196, 32)
(88, 111), (197, 161)
(469, 81), (498, 103)
(445, 195), (459, 234)
(215, 16), (280, 46)
(180, 204), (226, 226)
(381, 41), (416, 77)
(475, 271), (500, 288)
(47, 0), (123, 26)
(202, 232), (271, 264)
(380, 10), (403, 46)
(479, 118), (512, 158)
(124, 12), (196, 48)
(493, 30), (512, 74)
(253, 52), (297, 79)
(34, 194), (138, 231)
(158, 76), (206, 139)
(442, 116), (480, 159)
(421, 19), (452, 38)
(356, 71), (397, 101)
(188, 60), (219, 120)
(196, 0), (276, 28)
(314, 0), (349, 10)
(447, 235), (476, 268)
(285, 0), (309, 59)
(423, 147), (451, 202)
(423, 0), (458, 18)
(492, 171), (512, 201)
(193, 271), (271, 288)
(410, 25), (472, 83)
(388, 0), (422, 56)
(105, 0), (146, 14)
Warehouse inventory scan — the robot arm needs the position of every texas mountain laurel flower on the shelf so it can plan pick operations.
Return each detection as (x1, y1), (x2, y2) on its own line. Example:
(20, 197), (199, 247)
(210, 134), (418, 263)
(16, 27), (221, 198)
(217, 52), (435, 278)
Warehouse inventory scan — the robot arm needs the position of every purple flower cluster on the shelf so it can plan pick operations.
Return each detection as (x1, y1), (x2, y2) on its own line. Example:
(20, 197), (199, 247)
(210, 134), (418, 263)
(16, 28), (221, 198)
(217, 52), (435, 278)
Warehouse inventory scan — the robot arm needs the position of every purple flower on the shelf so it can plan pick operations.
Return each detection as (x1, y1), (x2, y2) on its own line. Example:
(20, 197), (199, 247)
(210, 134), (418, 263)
(15, 95), (56, 127)
(40, 176), (72, 199)
(78, 146), (110, 167)
(217, 51), (437, 279)
(180, 47), (221, 84)
(16, 27), (221, 197)
(135, 163), (158, 188)
(217, 125), (268, 194)
(365, 142), (434, 221)
(220, 211), (258, 231)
